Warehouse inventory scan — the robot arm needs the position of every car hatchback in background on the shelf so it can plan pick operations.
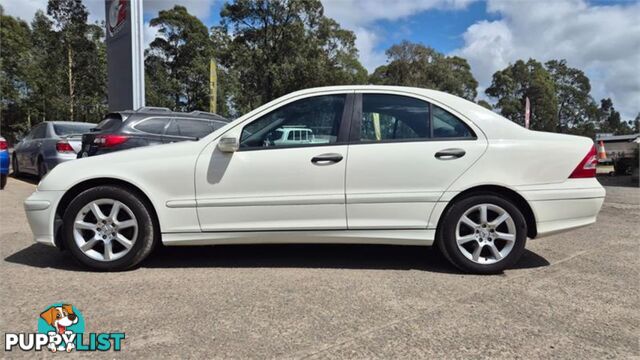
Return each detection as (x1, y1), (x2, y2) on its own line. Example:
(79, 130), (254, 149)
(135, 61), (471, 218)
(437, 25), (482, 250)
(79, 107), (228, 158)
(0, 136), (9, 189)
(12, 121), (95, 179)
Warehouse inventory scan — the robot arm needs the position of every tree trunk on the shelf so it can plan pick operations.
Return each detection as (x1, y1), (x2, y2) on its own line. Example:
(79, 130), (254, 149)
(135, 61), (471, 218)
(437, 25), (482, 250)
(67, 45), (75, 121)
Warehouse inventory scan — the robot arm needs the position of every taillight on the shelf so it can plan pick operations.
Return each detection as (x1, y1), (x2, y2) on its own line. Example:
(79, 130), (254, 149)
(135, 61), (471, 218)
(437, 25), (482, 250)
(569, 145), (598, 178)
(0, 139), (7, 150)
(56, 141), (74, 153)
(94, 135), (129, 147)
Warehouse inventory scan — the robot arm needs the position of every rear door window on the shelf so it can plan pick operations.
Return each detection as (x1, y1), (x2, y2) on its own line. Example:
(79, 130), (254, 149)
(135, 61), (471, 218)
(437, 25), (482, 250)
(133, 118), (170, 135)
(32, 124), (48, 139)
(359, 94), (430, 142)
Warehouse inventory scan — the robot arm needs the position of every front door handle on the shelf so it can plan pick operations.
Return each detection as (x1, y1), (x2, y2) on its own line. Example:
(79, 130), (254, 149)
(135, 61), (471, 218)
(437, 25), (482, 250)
(311, 153), (343, 165)
(435, 148), (466, 160)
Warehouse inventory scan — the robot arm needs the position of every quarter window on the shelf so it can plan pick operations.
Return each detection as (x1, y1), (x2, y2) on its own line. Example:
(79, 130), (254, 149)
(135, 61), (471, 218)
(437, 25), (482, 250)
(360, 94), (430, 142)
(240, 94), (346, 149)
(134, 118), (170, 135)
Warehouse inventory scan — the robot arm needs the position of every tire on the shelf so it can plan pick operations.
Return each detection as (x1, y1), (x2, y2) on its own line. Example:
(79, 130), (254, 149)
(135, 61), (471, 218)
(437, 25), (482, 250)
(0, 174), (6, 190)
(37, 159), (47, 180)
(437, 194), (527, 274)
(12, 154), (20, 177)
(62, 185), (157, 271)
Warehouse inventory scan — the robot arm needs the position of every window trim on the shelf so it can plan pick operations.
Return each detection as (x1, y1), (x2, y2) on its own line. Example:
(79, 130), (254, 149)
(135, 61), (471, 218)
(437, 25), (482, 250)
(237, 93), (355, 152)
(349, 93), (477, 145)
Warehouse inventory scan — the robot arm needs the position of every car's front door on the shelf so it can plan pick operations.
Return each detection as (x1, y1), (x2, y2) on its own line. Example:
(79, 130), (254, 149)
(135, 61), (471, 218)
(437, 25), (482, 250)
(19, 124), (47, 173)
(194, 92), (353, 231)
(345, 92), (488, 229)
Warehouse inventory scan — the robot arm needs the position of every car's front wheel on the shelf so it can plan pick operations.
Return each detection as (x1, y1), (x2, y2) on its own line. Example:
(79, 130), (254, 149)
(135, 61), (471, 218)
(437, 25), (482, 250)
(62, 185), (156, 271)
(438, 194), (527, 274)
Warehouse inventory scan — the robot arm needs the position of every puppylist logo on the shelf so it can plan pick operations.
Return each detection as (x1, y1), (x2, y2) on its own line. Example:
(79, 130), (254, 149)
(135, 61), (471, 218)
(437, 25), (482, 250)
(5, 303), (125, 352)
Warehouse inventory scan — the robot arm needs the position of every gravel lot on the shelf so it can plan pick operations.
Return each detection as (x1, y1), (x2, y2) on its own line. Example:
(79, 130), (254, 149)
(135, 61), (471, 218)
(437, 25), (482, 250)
(1, 175), (638, 359)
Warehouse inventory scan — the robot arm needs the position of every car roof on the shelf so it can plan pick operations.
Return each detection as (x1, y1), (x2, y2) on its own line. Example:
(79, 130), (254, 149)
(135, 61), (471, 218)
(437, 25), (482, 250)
(118, 108), (228, 122)
(43, 121), (95, 125)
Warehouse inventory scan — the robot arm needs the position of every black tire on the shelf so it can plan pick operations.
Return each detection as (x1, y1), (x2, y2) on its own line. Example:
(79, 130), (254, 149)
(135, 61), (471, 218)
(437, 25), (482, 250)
(437, 194), (527, 274)
(37, 159), (47, 180)
(62, 185), (157, 271)
(0, 174), (6, 190)
(12, 154), (20, 177)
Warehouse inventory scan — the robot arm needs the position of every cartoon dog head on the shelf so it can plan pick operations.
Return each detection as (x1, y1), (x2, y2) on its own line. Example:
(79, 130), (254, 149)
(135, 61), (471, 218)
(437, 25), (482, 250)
(40, 305), (78, 334)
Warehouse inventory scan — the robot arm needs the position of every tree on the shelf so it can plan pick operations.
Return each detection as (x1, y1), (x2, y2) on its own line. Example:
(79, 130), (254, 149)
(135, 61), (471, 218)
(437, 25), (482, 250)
(369, 41), (478, 100)
(485, 59), (558, 131)
(145, 6), (214, 112)
(545, 59), (593, 132)
(0, 5), (34, 137)
(47, 0), (91, 121)
(596, 98), (633, 135)
(477, 100), (492, 110)
(213, 0), (367, 115)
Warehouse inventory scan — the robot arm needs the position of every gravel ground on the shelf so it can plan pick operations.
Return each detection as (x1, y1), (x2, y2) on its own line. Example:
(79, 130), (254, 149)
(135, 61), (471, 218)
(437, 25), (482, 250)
(1, 175), (638, 359)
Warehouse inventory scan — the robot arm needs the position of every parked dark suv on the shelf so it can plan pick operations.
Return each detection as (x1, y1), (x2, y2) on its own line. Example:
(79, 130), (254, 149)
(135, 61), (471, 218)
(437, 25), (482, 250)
(79, 107), (228, 157)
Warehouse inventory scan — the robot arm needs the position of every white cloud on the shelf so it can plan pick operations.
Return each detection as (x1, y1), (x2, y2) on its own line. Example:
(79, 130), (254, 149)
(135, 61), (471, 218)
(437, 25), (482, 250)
(321, 0), (474, 72)
(455, 0), (640, 120)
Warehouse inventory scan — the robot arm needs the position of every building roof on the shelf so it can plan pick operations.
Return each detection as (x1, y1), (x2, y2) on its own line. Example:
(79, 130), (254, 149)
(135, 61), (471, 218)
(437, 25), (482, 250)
(596, 134), (640, 142)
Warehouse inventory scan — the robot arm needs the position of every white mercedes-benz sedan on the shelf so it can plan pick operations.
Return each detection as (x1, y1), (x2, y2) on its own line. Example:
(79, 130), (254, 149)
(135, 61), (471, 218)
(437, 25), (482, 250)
(24, 86), (605, 273)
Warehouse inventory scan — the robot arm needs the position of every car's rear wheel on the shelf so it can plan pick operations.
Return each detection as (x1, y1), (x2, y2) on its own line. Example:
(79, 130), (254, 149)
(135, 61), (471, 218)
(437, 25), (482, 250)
(0, 174), (6, 190)
(437, 194), (527, 274)
(37, 159), (47, 180)
(62, 185), (156, 271)
(12, 154), (20, 177)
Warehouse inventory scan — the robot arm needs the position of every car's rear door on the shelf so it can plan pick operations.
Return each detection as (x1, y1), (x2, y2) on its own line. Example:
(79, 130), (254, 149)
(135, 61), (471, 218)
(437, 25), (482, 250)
(345, 91), (488, 229)
(194, 92), (353, 231)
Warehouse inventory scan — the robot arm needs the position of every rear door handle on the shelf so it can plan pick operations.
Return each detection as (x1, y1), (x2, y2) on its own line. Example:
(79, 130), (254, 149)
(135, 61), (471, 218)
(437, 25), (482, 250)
(311, 153), (343, 165)
(435, 148), (466, 160)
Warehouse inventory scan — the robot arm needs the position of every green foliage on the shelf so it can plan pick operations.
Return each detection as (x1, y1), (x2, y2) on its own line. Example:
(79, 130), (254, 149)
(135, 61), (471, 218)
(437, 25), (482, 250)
(485, 59), (558, 131)
(145, 6), (214, 112)
(477, 100), (492, 110)
(212, 0), (367, 116)
(596, 98), (634, 135)
(369, 41), (478, 100)
(0, 1), (105, 141)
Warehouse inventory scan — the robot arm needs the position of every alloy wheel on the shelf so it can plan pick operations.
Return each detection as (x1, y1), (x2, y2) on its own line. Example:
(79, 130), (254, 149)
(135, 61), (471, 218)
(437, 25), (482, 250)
(73, 199), (138, 262)
(455, 203), (516, 265)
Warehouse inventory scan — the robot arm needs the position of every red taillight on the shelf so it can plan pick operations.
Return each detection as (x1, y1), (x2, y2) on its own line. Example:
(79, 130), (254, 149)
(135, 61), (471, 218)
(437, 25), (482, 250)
(94, 135), (129, 147)
(569, 145), (598, 178)
(0, 140), (7, 150)
(56, 141), (75, 153)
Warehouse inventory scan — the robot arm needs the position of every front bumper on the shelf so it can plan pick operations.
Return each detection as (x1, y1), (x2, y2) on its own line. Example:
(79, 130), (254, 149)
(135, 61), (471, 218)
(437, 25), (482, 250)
(24, 190), (65, 247)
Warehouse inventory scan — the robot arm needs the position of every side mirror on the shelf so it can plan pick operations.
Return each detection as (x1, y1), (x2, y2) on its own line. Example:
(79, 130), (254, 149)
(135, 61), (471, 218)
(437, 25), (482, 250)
(218, 136), (239, 153)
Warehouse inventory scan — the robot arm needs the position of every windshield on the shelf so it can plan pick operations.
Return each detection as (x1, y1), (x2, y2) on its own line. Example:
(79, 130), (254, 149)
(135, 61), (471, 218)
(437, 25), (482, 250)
(53, 123), (95, 136)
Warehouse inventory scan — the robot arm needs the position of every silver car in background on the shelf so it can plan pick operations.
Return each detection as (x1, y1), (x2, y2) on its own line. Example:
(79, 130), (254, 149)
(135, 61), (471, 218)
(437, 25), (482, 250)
(12, 121), (95, 179)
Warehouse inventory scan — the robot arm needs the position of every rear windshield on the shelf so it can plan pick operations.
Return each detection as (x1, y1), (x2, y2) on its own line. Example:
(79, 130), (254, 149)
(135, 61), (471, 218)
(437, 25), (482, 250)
(53, 123), (95, 136)
(94, 114), (123, 132)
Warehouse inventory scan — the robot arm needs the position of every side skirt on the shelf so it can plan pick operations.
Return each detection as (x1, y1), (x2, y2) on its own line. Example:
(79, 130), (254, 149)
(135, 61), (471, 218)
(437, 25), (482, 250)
(162, 229), (435, 247)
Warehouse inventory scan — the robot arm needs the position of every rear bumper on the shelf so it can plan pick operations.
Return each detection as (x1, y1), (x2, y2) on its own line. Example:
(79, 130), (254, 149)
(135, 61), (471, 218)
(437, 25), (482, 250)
(24, 190), (65, 247)
(43, 153), (77, 170)
(517, 178), (606, 238)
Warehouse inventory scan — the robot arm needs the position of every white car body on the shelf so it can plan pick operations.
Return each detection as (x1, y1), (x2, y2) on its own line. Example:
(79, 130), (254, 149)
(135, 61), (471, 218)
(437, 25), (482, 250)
(25, 86), (605, 269)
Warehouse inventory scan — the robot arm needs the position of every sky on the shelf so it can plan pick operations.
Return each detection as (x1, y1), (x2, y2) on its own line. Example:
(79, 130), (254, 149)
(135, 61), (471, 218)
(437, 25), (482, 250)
(3, 0), (639, 120)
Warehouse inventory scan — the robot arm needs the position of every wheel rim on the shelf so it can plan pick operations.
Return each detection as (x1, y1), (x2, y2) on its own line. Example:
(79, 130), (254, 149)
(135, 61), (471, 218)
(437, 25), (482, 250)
(73, 199), (138, 262)
(455, 203), (516, 265)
